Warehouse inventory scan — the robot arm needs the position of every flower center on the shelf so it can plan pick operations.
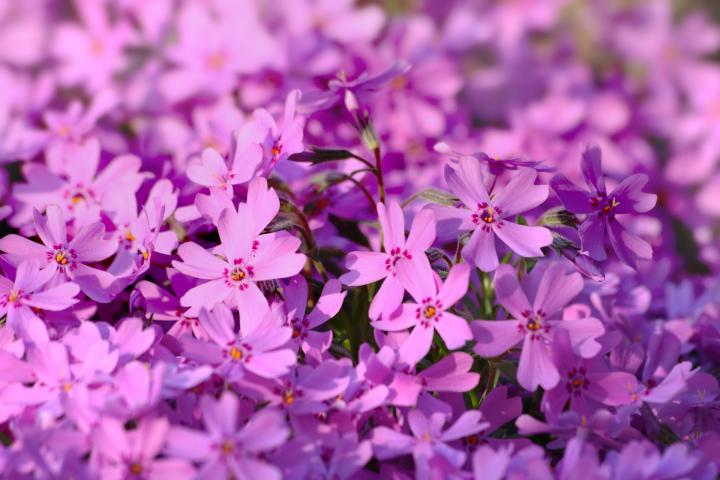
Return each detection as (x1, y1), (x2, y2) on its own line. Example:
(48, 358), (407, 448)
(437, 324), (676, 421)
(129, 462), (143, 475)
(221, 439), (234, 455)
(271, 142), (282, 158)
(519, 309), (549, 338)
(423, 305), (437, 319)
(229, 346), (243, 361)
(566, 367), (589, 397)
(385, 247), (412, 274)
(49, 245), (76, 272)
(472, 202), (504, 231)
(391, 75), (408, 90)
(283, 390), (294, 405)
(206, 51), (226, 70)
(224, 259), (254, 290)
(231, 268), (246, 281)
(590, 195), (620, 215)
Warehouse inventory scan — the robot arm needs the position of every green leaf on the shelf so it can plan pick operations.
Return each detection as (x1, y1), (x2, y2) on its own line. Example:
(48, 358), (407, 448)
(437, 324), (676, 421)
(418, 188), (459, 206)
(288, 147), (355, 164)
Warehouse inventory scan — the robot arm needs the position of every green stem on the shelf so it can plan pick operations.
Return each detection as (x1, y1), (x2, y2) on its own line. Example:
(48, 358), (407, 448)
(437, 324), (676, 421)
(374, 147), (385, 204)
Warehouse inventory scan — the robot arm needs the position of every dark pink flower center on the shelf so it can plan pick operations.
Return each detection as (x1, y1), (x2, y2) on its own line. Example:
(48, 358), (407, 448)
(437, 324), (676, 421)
(518, 309), (550, 339)
(1, 289), (27, 307)
(416, 298), (443, 327)
(472, 202), (504, 232)
(385, 247), (412, 274)
(223, 258), (255, 290)
(566, 367), (590, 397)
(590, 194), (620, 215)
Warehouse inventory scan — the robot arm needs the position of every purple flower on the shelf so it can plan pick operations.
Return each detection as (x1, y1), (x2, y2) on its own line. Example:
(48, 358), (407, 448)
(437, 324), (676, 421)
(542, 329), (638, 417)
(0, 260), (79, 338)
(551, 146), (657, 269)
(340, 201), (436, 320)
(473, 264), (604, 391)
(472, 444), (553, 480)
(92, 417), (195, 479)
(441, 157), (553, 271)
(165, 392), (289, 480)
(372, 409), (488, 478)
(277, 275), (346, 359)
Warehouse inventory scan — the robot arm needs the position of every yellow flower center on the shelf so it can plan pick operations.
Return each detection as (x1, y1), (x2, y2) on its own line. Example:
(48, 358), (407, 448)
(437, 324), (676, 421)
(229, 346), (243, 361)
(206, 52), (226, 70)
(283, 390), (294, 405)
(221, 439), (234, 455)
(7, 290), (19, 303)
(55, 251), (69, 265)
(423, 306), (437, 319)
(527, 318), (541, 331)
(129, 463), (143, 475)
(230, 269), (246, 282)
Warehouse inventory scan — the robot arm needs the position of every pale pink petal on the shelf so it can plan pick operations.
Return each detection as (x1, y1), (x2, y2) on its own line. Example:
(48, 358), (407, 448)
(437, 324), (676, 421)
(435, 312), (472, 349)
(494, 221), (552, 258)
(517, 335), (559, 391)
(472, 320), (524, 357)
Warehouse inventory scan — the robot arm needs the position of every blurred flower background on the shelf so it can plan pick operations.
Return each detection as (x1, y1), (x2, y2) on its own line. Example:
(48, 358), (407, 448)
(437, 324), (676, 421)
(0, 0), (719, 478)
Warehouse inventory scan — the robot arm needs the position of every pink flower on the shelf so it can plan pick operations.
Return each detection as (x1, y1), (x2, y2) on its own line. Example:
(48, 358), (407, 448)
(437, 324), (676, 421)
(440, 158), (553, 271)
(0, 260), (79, 340)
(340, 201), (436, 320)
(165, 392), (289, 480)
(92, 416), (195, 479)
(373, 263), (473, 367)
(173, 179), (306, 331)
(182, 304), (296, 381)
(372, 409), (488, 478)
(51, 0), (135, 92)
(12, 137), (148, 228)
(277, 275), (346, 359)
(473, 264), (605, 391)
(0, 205), (119, 302)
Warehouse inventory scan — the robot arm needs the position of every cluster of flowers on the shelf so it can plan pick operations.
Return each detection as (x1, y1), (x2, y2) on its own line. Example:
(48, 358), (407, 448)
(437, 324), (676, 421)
(0, 0), (719, 478)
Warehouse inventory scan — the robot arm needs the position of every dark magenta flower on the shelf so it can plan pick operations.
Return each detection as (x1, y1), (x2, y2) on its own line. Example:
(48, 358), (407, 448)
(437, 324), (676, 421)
(551, 146), (657, 269)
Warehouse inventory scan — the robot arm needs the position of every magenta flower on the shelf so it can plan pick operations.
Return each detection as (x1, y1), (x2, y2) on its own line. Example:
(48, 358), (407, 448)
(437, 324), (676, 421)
(472, 444), (553, 480)
(0, 205), (118, 302)
(246, 360), (351, 416)
(134, 275), (208, 340)
(0, 260), (79, 336)
(373, 263), (472, 367)
(165, 392), (289, 480)
(12, 137), (147, 227)
(542, 330), (638, 417)
(187, 144), (262, 194)
(51, 1), (135, 92)
(278, 275), (346, 358)
(173, 188), (305, 331)
(442, 157), (553, 271)
(473, 264), (605, 391)
(372, 409), (488, 478)
(252, 90), (304, 174)
(182, 304), (296, 380)
(340, 201), (436, 319)
(551, 146), (657, 269)
(92, 417), (195, 480)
